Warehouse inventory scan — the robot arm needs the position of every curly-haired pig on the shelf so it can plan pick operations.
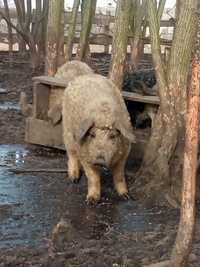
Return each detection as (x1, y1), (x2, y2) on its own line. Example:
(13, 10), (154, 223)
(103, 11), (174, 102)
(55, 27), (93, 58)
(62, 74), (136, 204)
(48, 60), (94, 125)
(55, 60), (94, 83)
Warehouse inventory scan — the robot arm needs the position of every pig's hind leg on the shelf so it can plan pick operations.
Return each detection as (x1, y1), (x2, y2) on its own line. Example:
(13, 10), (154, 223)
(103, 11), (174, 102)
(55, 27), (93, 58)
(67, 151), (81, 183)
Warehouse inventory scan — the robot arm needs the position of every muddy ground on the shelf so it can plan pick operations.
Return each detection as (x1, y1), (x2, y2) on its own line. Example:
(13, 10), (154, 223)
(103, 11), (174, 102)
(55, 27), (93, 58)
(0, 52), (200, 267)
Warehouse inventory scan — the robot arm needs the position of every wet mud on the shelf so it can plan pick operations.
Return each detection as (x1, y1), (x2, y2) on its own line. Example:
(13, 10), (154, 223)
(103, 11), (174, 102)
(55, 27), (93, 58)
(0, 145), (175, 248)
(0, 52), (200, 266)
(0, 144), (180, 267)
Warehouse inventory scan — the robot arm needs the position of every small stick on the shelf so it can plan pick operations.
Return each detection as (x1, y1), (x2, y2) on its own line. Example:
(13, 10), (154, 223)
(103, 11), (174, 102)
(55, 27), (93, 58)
(9, 168), (67, 174)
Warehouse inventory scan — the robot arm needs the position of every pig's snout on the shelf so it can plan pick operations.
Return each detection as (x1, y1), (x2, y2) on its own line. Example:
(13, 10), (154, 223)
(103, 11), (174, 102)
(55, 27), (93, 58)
(93, 156), (107, 168)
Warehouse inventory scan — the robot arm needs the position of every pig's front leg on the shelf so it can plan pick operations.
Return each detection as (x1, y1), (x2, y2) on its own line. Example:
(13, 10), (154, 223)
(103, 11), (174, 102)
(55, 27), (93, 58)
(67, 151), (81, 183)
(82, 162), (101, 204)
(111, 156), (129, 200)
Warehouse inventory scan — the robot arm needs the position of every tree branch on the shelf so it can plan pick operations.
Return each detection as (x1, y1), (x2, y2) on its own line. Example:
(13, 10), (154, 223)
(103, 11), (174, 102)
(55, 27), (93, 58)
(147, 0), (169, 113)
(0, 10), (30, 44)
(25, 0), (32, 30)
(157, 0), (166, 23)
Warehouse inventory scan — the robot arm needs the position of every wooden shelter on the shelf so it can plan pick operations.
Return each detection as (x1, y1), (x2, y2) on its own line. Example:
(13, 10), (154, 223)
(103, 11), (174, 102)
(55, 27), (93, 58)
(23, 75), (159, 150)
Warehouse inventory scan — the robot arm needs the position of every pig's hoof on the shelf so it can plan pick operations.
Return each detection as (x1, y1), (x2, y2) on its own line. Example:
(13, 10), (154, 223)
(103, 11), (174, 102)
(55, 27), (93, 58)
(120, 192), (130, 200)
(86, 196), (100, 205)
(69, 177), (80, 184)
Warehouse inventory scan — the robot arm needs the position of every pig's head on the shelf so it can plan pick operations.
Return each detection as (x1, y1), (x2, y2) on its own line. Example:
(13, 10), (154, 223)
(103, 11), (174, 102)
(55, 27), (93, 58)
(74, 118), (136, 168)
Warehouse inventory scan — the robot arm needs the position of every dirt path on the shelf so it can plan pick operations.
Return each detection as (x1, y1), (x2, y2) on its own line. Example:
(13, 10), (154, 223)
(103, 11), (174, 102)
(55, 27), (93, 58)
(0, 52), (200, 267)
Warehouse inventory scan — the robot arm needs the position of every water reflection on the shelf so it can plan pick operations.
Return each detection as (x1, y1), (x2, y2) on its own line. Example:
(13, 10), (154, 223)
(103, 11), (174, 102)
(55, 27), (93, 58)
(0, 102), (20, 111)
(0, 145), (28, 166)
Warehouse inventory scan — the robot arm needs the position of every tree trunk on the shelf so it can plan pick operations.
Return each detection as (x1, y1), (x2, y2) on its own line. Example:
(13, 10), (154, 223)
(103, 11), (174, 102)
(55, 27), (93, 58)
(30, 0), (42, 66)
(130, 0), (165, 71)
(65, 0), (80, 61)
(76, 0), (97, 61)
(130, 0), (147, 71)
(108, 0), (132, 89)
(14, 0), (26, 53)
(18, 35), (27, 53)
(170, 16), (200, 267)
(40, 0), (49, 56)
(133, 0), (199, 206)
(57, 0), (65, 66)
(29, 44), (40, 69)
(175, 0), (182, 23)
(45, 0), (63, 76)
(130, 38), (144, 71)
(3, 0), (13, 57)
(34, 0), (42, 55)
(104, 24), (110, 54)
(169, 59), (200, 267)
(104, 10), (111, 54)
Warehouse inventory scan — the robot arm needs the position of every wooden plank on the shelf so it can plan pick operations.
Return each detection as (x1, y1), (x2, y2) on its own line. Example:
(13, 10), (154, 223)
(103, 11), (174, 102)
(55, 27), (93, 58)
(24, 119), (147, 155)
(10, 168), (67, 174)
(25, 117), (65, 150)
(32, 76), (160, 105)
(32, 76), (67, 88)
(33, 83), (50, 120)
(122, 91), (160, 105)
(65, 35), (172, 47)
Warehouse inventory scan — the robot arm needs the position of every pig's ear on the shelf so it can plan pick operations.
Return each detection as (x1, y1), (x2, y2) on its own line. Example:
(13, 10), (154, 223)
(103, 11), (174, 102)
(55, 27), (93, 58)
(48, 104), (62, 125)
(116, 122), (136, 143)
(75, 118), (94, 143)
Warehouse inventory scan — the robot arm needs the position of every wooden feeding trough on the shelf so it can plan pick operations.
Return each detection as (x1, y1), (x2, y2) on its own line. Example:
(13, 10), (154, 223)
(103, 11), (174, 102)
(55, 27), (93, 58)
(24, 75), (160, 150)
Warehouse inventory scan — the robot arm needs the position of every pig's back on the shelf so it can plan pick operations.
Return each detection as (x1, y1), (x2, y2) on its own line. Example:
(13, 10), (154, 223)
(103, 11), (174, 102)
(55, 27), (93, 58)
(64, 74), (119, 107)
(62, 74), (130, 138)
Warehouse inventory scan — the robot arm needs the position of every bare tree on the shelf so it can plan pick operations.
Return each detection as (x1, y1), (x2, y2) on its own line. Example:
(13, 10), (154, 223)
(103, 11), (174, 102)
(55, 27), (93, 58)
(15, 0), (26, 53)
(40, 0), (49, 56)
(170, 16), (200, 267)
(45, 0), (63, 76)
(65, 0), (80, 61)
(76, 0), (97, 61)
(129, 0), (147, 71)
(108, 0), (132, 89)
(133, 0), (199, 206)
(0, 0), (49, 68)
(129, 0), (166, 71)
(2, 0), (13, 56)
(175, 0), (182, 22)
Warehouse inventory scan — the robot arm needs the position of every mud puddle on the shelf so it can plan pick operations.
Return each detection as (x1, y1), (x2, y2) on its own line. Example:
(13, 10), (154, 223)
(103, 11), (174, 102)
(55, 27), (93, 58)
(0, 144), (177, 250)
(0, 101), (20, 110)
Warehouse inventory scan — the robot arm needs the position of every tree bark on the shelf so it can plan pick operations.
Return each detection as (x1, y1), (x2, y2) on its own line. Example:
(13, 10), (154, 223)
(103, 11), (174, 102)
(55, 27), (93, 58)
(169, 59), (200, 267)
(130, 0), (147, 71)
(45, 0), (63, 76)
(175, 0), (182, 23)
(76, 0), (97, 61)
(14, 0), (26, 53)
(3, 0), (13, 57)
(65, 0), (80, 61)
(40, 0), (49, 56)
(170, 16), (200, 267)
(108, 0), (132, 89)
(133, 0), (199, 206)
(57, 0), (65, 66)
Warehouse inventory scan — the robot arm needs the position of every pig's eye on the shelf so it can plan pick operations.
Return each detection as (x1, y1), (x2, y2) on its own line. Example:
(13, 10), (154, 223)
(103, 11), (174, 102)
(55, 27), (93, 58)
(109, 130), (120, 139)
(89, 132), (96, 138)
